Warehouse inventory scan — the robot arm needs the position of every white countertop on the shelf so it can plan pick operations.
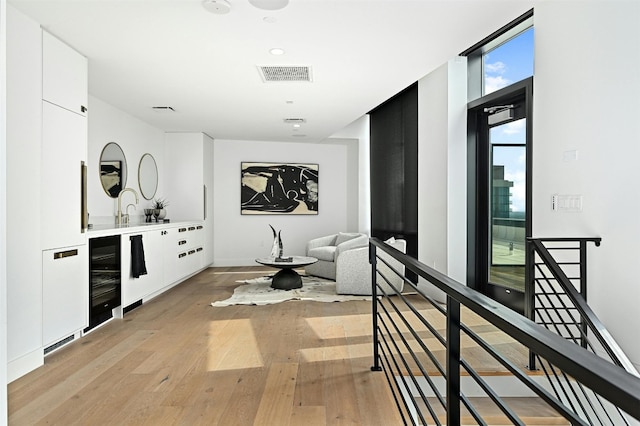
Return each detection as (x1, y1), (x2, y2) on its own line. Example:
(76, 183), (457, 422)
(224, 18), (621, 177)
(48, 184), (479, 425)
(87, 220), (203, 238)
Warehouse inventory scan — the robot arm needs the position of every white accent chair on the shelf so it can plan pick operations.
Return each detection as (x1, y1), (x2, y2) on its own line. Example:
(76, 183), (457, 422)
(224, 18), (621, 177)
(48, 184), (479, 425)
(305, 232), (368, 280)
(336, 238), (407, 295)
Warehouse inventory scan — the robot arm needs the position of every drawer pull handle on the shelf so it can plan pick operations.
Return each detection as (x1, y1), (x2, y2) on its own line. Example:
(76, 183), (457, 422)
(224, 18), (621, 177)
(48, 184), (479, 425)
(178, 240), (187, 245)
(188, 226), (196, 231)
(196, 247), (203, 252)
(54, 249), (78, 259)
(188, 250), (196, 255)
(196, 225), (203, 230)
(178, 253), (186, 259)
(178, 228), (187, 233)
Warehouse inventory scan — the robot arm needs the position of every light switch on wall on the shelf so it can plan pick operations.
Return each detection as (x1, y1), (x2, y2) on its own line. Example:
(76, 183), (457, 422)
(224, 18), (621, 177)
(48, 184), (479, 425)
(552, 194), (583, 212)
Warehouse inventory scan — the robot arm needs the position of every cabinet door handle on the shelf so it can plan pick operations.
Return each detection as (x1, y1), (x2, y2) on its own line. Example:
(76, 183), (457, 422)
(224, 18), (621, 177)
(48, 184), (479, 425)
(196, 225), (203, 230)
(188, 250), (196, 255)
(178, 253), (186, 259)
(203, 185), (207, 220)
(81, 105), (87, 113)
(188, 226), (196, 231)
(54, 249), (78, 259)
(178, 240), (187, 245)
(196, 247), (203, 252)
(81, 161), (88, 233)
(178, 228), (187, 233)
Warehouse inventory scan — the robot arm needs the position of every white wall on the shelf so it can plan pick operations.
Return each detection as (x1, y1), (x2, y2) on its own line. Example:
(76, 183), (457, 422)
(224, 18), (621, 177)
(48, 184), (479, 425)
(533, 1), (640, 370)
(6, 6), (44, 381)
(1, 0), (7, 420)
(88, 95), (165, 223)
(330, 115), (372, 235)
(213, 138), (358, 266)
(417, 58), (468, 301)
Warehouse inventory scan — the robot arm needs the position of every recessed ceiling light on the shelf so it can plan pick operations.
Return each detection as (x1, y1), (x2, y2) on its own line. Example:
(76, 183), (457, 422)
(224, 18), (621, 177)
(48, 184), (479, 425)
(292, 124), (301, 128)
(202, 0), (231, 15)
(269, 48), (285, 56)
(250, 0), (289, 11)
(263, 16), (278, 24)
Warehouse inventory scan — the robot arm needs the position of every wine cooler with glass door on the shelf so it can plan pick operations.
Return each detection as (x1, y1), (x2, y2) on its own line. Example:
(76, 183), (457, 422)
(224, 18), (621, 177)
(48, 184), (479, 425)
(86, 235), (121, 331)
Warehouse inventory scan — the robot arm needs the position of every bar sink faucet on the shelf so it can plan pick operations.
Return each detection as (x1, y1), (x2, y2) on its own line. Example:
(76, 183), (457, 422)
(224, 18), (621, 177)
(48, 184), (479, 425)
(117, 187), (139, 225)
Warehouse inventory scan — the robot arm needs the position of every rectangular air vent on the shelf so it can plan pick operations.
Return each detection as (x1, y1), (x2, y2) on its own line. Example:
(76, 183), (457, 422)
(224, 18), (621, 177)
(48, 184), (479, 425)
(283, 118), (307, 124)
(44, 334), (75, 355)
(258, 66), (312, 82)
(152, 106), (175, 112)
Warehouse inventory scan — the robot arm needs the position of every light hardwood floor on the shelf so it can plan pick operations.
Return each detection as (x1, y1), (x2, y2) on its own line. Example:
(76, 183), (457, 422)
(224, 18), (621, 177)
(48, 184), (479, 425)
(8, 267), (403, 425)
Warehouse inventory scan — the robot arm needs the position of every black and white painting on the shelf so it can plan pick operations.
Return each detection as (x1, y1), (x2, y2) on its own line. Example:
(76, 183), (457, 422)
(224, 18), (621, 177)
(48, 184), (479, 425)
(241, 162), (318, 215)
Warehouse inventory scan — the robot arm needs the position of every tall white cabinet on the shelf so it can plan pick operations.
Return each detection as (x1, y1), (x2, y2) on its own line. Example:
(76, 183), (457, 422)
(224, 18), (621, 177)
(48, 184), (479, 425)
(165, 133), (214, 266)
(40, 31), (88, 352)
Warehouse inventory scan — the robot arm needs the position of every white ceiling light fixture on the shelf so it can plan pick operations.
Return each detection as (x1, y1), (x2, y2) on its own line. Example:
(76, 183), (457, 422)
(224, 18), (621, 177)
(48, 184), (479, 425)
(249, 0), (289, 11)
(269, 48), (285, 56)
(202, 0), (231, 15)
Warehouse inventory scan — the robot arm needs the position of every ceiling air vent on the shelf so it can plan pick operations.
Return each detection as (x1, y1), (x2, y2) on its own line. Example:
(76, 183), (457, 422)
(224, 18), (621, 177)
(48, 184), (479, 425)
(283, 118), (307, 124)
(152, 106), (175, 112)
(258, 66), (312, 82)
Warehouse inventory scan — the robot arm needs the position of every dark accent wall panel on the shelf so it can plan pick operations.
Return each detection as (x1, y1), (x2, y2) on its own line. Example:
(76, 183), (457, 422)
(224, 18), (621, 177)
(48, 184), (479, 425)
(369, 82), (418, 263)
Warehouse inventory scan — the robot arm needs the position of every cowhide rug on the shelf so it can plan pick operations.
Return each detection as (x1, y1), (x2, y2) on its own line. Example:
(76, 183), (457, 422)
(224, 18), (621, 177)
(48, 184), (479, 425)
(211, 275), (371, 307)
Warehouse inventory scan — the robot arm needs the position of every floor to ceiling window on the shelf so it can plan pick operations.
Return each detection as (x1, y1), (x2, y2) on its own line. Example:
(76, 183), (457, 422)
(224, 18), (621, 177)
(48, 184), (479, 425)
(464, 10), (534, 313)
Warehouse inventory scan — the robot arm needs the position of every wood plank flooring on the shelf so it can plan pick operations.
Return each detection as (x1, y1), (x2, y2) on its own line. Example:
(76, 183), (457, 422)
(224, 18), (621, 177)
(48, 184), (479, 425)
(8, 267), (403, 425)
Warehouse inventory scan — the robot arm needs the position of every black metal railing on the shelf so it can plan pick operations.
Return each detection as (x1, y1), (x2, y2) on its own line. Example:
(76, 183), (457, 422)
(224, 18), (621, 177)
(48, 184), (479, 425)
(525, 237), (638, 425)
(369, 237), (640, 425)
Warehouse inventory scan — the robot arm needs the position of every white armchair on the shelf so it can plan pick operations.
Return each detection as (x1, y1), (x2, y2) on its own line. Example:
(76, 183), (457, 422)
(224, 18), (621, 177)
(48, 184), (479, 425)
(305, 232), (368, 280)
(336, 238), (406, 295)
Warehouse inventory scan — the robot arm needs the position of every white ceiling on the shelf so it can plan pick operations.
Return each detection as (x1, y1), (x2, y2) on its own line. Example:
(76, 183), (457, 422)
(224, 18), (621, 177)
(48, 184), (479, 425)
(9, 0), (534, 143)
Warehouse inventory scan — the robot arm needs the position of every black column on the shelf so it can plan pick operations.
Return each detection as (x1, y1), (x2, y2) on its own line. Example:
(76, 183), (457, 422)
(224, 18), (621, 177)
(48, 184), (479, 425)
(369, 82), (418, 272)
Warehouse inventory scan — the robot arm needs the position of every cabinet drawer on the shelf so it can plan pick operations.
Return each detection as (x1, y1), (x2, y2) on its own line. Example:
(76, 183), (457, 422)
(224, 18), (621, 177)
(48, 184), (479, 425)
(42, 245), (88, 346)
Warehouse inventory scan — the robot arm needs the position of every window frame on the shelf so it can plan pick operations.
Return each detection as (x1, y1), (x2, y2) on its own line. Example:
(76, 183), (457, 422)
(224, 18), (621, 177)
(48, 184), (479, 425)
(462, 9), (534, 101)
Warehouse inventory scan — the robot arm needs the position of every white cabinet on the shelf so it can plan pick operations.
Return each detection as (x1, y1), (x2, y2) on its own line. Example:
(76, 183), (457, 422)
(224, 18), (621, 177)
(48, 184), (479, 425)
(163, 227), (182, 286)
(41, 101), (87, 250)
(42, 30), (88, 116)
(165, 133), (213, 267)
(163, 224), (205, 286)
(42, 246), (88, 347)
(164, 133), (213, 223)
(121, 229), (165, 308)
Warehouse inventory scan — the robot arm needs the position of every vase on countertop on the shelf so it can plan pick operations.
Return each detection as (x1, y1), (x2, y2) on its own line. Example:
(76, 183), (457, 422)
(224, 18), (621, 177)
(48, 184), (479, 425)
(153, 208), (166, 222)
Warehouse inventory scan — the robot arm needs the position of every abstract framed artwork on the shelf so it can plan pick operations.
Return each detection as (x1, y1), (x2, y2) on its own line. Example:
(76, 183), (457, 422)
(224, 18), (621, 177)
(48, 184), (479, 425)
(241, 162), (318, 215)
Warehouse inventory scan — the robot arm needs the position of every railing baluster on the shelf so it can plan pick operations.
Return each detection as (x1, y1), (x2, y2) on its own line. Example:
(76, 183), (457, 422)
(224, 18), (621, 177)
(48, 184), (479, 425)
(446, 296), (461, 425)
(579, 240), (588, 349)
(525, 238), (537, 370)
(370, 242), (382, 372)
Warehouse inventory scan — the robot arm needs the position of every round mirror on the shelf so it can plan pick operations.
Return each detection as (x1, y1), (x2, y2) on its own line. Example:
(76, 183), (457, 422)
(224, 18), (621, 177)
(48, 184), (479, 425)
(138, 153), (158, 200)
(99, 142), (127, 198)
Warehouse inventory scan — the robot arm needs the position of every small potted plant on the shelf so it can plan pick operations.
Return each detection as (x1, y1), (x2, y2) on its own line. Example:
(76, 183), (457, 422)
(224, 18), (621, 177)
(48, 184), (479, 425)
(152, 197), (169, 221)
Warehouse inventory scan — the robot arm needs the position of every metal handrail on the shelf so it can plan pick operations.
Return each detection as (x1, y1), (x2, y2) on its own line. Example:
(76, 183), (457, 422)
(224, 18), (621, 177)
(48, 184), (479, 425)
(527, 238), (638, 375)
(369, 237), (640, 424)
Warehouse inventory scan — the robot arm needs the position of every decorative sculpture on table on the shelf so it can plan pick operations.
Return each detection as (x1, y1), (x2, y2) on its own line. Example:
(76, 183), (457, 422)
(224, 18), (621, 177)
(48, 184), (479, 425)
(269, 224), (292, 261)
(269, 224), (283, 258)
